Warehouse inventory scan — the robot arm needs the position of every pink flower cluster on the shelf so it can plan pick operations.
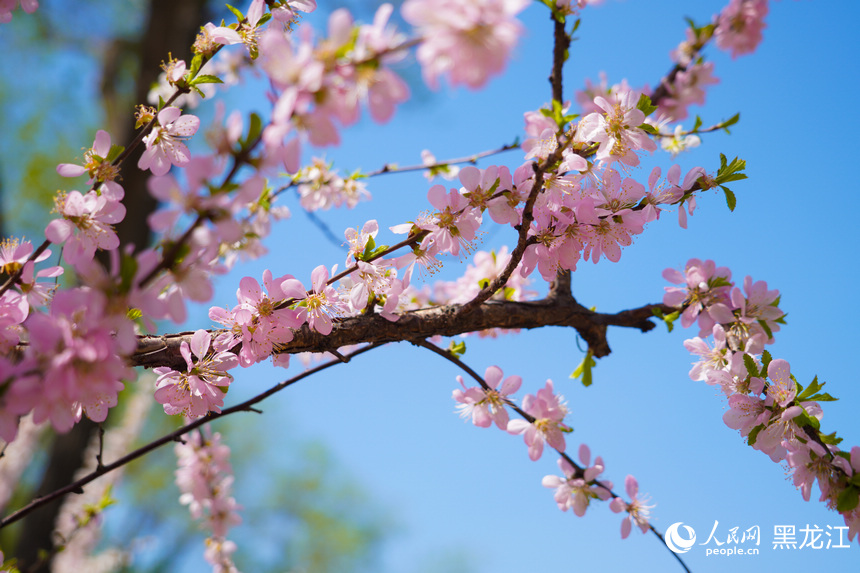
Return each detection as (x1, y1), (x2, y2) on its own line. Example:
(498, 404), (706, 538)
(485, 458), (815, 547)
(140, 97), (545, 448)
(454, 366), (650, 538)
(175, 428), (242, 573)
(0, 287), (135, 441)
(258, 3), (409, 169)
(666, 259), (860, 544)
(154, 330), (239, 418)
(0, 0), (36, 23)
(297, 157), (371, 211)
(401, 0), (528, 90)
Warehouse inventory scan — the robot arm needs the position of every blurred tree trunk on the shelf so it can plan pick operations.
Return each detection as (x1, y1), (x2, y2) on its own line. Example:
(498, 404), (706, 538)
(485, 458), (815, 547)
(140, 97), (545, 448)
(13, 1), (210, 570)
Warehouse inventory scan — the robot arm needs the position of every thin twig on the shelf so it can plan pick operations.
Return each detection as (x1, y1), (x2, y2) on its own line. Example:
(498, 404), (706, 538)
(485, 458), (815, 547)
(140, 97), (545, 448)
(0, 343), (383, 530)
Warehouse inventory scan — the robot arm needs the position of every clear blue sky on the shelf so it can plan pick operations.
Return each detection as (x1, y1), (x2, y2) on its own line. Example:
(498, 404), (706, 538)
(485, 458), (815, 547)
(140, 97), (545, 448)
(181, 1), (860, 571)
(8, 0), (860, 572)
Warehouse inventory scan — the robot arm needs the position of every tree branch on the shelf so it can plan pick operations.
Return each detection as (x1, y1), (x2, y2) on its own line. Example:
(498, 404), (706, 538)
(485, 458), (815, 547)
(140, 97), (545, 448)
(131, 298), (674, 371)
(0, 342), (383, 531)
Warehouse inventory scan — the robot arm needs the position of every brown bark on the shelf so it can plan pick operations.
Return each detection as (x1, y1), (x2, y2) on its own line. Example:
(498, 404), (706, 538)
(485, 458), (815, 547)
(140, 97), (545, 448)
(133, 298), (673, 372)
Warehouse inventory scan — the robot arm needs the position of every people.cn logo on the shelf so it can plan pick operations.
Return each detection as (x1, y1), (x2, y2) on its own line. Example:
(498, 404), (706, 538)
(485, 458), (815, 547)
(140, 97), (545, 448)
(665, 522), (697, 554)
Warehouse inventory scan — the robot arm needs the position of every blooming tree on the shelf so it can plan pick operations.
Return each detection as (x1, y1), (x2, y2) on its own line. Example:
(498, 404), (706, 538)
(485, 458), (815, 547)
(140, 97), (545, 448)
(0, 0), (858, 571)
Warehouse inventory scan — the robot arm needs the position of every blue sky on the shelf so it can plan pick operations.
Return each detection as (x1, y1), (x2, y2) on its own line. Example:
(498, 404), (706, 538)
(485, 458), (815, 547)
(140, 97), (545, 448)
(5, 0), (859, 571)
(173, 1), (860, 572)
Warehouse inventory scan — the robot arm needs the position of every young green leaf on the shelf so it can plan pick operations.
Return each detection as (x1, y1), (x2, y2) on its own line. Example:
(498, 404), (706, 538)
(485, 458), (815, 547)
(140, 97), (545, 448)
(448, 340), (466, 358)
(571, 349), (596, 387)
(721, 186), (737, 212)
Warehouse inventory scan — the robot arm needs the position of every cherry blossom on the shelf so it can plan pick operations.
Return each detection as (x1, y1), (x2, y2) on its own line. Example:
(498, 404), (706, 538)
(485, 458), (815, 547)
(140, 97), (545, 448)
(402, 0), (529, 89)
(609, 475), (653, 538)
(577, 89), (657, 166)
(45, 189), (126, 266)
(453, 365), (521, 429)
(138, 106), (200, 176)
(541, 446), (612, 517)
(56, 129), (120, 184)
(154, 330), (239, 417)
(715, 0), (769, 59)
(285, 265), (347, 336)
(507, 380), (571, 461)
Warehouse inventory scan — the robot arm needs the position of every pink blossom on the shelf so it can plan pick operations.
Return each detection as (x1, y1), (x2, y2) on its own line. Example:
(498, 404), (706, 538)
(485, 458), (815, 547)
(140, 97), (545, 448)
(344, 220), (379, 265)
(57, 129), (120, 184)
(234, 270), (304, 364)
(175, 428), (242, 571)
(507, 380), (570, 461)
(730, 275), (783, 339)
(0, 0), (38, 23)
(715, 0), (768, 59)
(723, 393), (768, 436)
(786, 441), (843, 503)
(453, 365), (521, 429)
(419, 184), (481, 257)
(402, 0), (528, 89)
(662, 258), (733, 334)
(656, 62), (719, 122)
(683, 325), (732, 382)
(271, 0), (317, 23)
(138, 107), (200, 176)
(286, 265), (347, 336)
(297, 158), (370, 211)
(154, 330), (239, 417)
(765, 358), (795, 407)
(541, 447), (612, 517)
(0, 239), (62, 307)
(24, 289), (133, 430)
(45, 189), (125, 265)
(609, 475), (653, 538)
(208, 0), (265, 51)
(577, 89), (657, 166)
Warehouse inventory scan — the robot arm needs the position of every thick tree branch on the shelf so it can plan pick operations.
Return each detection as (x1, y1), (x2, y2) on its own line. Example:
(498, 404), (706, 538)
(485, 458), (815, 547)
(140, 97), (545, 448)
(131, 298), (674, 371)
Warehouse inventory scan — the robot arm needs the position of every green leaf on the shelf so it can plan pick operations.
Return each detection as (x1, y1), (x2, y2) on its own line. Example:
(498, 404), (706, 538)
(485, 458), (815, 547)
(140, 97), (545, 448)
(635, 93), (657, 117)
(256, 12), (272, 27)
(571, 349), (596, 387)
(715, 155), (747, 185)
(189, 74), (224, 86)
(448, 340), (466, 358)
(359, 236), (377, 261)
(245, 112), (262, 147)
(189, 53), (204, 77)
(796, 375), (822, 401)
(638, 123), (658, 135)
(722, 112), (740, 130)
(758, 319), (773, 340)
(743, 354), (759, 378)
(747, 424), (763, 446)
(721, 186), (736, 212)
(760, 349), (773, 372)
(225, 3), (243, 20)
(806, 392), (838, 403)
(818, 431), (843, 446)
(797, 407), (820, 430)
(709, 276), (733, 289)
(837, 486), (860, 513)
(105, 144), (124, 163)
(692, 115), (703, 132)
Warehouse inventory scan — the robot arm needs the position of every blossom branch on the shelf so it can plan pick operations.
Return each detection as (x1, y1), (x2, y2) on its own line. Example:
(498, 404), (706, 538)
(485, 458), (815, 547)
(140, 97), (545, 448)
(132, 298), (672, 371)
(414, 338), (690, 572)
(0, 342), (383, 530)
